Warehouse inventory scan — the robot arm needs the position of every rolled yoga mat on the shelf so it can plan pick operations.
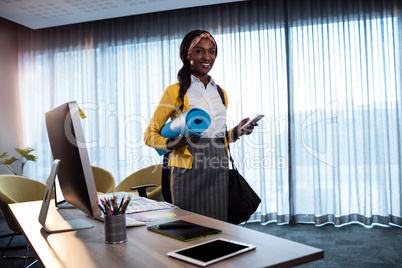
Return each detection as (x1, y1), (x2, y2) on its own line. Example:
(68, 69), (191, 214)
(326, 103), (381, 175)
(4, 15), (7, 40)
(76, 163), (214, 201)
(155, 108), (211, 155)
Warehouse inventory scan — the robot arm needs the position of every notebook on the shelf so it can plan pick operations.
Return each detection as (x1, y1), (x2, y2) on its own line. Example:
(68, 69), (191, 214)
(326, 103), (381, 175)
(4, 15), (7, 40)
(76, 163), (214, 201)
(147, 220), (221, 241)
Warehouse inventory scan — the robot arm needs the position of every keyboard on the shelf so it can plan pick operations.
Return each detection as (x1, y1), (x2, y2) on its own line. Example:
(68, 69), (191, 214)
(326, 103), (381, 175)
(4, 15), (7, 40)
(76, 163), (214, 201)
(95, 214), (146, 227)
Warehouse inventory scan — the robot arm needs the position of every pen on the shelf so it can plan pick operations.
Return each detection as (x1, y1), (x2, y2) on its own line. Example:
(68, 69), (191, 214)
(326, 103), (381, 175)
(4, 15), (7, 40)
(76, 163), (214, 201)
(100, 199), (109, 215)
(121, 196), (131, 214)
(99, 194), (131, 216)
(118, 195), (125, 214)
(113, 200), (118, 215)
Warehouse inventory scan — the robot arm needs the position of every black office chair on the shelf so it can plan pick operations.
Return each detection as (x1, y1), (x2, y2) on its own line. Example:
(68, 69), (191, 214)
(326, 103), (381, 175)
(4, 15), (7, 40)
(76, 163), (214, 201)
(114, 164), (163, 201)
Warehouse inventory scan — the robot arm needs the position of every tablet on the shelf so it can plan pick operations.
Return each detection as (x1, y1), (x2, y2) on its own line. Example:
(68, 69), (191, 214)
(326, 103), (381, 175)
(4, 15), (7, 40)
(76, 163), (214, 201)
(148, 220), (222, 241)
(168, 238), (256, 266)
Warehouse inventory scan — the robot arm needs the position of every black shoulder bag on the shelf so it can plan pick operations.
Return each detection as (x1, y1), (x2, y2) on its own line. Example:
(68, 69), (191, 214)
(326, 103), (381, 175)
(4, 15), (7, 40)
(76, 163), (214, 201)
(217, 86), (261, 224)
(226, 144), (261, 224)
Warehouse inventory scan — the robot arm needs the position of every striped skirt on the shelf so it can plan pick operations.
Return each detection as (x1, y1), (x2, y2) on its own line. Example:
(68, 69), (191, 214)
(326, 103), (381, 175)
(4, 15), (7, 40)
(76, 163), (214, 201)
(170, 138), (229, 221)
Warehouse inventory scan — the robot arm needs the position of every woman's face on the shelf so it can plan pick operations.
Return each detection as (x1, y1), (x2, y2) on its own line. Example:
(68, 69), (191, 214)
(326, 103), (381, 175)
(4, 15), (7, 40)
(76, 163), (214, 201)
(188, 38), (216, 78)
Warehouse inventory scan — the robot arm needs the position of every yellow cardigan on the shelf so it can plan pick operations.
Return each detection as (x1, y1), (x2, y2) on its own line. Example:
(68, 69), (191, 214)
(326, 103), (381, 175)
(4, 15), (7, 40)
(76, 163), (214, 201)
(143, 83), (238, 169)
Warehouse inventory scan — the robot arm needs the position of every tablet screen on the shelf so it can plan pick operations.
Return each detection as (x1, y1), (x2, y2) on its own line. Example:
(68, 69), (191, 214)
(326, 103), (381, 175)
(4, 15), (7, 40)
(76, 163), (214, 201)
(168, 238), (256, 266)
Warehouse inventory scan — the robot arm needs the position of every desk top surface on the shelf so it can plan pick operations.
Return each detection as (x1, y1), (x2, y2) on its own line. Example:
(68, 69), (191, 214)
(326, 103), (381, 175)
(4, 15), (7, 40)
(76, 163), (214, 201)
(10, 201), (323, 268)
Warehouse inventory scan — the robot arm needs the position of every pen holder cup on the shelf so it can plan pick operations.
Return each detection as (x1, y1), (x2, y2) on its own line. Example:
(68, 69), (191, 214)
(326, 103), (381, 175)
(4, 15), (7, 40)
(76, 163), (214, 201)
(104, 214), (127, 244)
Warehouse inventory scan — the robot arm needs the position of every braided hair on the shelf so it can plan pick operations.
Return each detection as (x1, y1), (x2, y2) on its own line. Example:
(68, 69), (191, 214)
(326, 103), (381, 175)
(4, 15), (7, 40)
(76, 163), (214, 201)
(177, 30), (218, 111)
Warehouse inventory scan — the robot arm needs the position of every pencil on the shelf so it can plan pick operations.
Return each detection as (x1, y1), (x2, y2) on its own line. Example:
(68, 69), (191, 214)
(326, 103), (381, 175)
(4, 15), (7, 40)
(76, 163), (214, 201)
(98, 204), (107, 215)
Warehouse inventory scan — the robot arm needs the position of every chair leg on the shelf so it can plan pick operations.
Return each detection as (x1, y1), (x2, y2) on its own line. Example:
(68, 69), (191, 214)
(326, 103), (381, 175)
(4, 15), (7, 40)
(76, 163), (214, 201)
(0, 233), (26, 251)
(0, 233), (14, 239)
(1, 231), (38, 265)
(24, 243), (38, 267)
(25, 259), (38, 268)
(1, 231), (16, 258)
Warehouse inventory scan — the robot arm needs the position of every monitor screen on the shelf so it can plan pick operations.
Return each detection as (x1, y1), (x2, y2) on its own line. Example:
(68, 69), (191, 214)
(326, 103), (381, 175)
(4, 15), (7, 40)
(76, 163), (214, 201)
(44, 101), (101, 220)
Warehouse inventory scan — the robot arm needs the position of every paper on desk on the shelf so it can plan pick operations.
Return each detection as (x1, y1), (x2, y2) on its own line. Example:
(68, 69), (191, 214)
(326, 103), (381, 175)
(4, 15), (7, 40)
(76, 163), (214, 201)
(125, 198), (176, 214)
(98, 192), (176, 214)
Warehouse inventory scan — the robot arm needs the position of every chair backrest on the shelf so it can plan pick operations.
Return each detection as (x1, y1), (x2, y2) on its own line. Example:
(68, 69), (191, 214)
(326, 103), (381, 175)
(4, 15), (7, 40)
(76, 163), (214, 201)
(91, 166), (116, 194)
(45, 165), (116, 194)
(115, 164), (163, 201)
(0, 175), (47, 232)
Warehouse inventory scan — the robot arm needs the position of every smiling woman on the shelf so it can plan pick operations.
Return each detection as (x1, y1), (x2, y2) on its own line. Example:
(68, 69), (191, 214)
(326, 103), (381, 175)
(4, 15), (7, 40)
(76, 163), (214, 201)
(143, 29), (257, 222)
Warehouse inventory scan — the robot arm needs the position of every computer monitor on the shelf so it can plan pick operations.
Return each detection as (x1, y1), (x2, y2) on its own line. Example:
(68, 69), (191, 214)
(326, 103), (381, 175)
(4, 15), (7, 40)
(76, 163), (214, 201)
(39, 101), (101, 233)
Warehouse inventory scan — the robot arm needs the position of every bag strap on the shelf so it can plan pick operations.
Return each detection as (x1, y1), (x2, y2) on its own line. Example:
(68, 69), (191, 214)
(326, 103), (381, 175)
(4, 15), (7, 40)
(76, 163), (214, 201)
(217, 85), (237, 170)
(227, 138), (236, 170)
(217, 85), (225, 106)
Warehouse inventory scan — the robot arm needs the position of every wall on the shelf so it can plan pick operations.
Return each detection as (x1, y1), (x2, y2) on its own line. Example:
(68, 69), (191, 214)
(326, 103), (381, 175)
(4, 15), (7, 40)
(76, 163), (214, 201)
(0, 18), (23, 175)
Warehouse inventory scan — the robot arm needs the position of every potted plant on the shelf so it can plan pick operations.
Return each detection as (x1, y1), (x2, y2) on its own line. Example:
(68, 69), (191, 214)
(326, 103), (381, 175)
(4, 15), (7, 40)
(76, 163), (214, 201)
(0, 148), (37, 176)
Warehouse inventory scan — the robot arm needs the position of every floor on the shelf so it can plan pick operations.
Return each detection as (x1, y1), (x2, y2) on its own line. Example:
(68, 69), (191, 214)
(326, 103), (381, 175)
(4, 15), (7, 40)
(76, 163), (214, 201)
(245, 221), (402, 268)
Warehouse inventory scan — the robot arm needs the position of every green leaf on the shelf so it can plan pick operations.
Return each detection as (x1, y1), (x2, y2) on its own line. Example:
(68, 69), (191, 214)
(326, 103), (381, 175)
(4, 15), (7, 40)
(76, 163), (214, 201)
(0, 152), (9, 159)
(24, 154), (38, 162)
(14, 148), (23, 155)
(1, 156), (18, 165)
(15, 147), (35, 156)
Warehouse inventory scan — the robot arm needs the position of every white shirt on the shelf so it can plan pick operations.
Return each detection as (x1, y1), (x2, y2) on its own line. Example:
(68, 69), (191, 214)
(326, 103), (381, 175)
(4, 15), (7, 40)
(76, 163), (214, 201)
(187, 75), (226, 138)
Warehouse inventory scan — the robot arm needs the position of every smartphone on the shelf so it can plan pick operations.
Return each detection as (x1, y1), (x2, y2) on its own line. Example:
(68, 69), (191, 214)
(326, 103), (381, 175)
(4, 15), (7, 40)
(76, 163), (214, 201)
(240, 114), (264, 130)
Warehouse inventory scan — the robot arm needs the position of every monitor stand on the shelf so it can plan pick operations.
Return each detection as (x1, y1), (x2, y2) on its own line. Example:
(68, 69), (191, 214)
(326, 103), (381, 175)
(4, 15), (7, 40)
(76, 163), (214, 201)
(38, 159), (94, 234)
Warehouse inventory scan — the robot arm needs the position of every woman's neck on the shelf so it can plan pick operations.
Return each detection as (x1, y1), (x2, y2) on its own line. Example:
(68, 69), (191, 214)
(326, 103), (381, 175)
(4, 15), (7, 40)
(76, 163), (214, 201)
(192, 73), (210, 88)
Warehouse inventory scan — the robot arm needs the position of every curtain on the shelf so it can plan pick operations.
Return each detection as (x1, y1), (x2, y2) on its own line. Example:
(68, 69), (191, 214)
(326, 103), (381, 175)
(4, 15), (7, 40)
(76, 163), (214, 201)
(17, 0), (401, 227)
(287, 0), (402, 226)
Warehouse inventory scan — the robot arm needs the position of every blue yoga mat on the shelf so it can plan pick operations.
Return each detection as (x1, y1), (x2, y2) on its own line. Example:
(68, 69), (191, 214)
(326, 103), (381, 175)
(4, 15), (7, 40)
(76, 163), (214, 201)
(155, 108), (211, 155)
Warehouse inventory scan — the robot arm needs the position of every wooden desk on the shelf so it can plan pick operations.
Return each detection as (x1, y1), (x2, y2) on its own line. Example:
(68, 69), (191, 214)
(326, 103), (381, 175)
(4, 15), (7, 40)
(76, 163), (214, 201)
(9, 201), (323, 267)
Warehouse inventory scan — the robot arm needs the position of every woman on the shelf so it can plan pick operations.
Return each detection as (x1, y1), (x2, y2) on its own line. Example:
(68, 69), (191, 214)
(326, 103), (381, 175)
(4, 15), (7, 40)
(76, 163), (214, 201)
(143, 30), (256, 221)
